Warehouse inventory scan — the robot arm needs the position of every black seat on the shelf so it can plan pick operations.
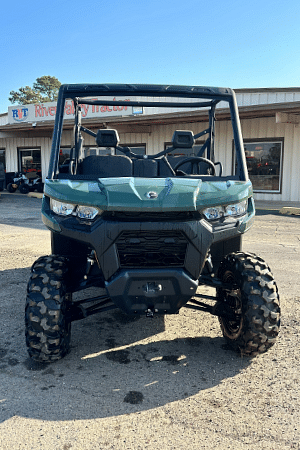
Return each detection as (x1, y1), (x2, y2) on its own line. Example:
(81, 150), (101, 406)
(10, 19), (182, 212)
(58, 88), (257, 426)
(157, 157), (176, 177)
(81, 155), (132, 177)
(133, 159), (158, 177)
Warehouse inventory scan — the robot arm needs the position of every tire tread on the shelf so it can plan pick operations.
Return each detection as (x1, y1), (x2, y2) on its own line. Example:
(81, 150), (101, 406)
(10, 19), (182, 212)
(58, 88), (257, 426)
(217, 252), (280, 356)
(25, 255), (71, 362)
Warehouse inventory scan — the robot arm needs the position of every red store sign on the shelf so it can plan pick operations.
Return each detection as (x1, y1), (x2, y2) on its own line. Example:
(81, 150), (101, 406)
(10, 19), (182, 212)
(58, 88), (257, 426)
(8, 98), (132, 124)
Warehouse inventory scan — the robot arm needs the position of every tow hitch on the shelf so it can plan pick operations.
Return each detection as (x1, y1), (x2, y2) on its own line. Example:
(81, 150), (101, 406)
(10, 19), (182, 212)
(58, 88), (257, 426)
(143, 282), (162, 296)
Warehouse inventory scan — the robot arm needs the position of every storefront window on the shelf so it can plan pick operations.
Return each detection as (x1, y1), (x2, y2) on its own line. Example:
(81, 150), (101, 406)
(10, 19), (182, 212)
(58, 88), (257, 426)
(164, 141), (205, 156)
(85, 146), (114, 156)
(244, 140), (283, 192)
(116, 144), (146, 156)
(58, 145), (146, 167)
(19, 148), (41, 178)
(0, 149), (5, 169)
(59, 147), (71, 165)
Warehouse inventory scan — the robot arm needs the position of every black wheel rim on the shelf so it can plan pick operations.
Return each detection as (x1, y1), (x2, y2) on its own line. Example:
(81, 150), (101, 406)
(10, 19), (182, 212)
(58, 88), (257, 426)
(221, 270), (243, 337)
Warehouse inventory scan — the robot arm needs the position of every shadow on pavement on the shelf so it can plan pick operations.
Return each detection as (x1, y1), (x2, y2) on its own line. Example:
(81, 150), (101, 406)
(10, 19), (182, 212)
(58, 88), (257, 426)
(0, 266), (251, 423)
(0, 193), (44, 230)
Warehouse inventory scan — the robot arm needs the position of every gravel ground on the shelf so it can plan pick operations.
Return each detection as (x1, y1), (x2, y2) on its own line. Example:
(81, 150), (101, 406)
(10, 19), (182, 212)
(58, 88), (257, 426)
(0, 192), (300, 450)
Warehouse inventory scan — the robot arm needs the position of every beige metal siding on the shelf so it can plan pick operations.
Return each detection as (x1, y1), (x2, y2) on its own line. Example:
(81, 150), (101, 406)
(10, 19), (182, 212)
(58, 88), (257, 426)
(236, 91), (300, 107)
(240, 117), (300, 202)
(0, 135), (51, 180)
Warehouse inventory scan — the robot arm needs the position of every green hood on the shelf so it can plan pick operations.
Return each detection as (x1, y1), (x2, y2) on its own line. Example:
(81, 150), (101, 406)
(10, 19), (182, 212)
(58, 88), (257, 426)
(44, 177), (253, 212)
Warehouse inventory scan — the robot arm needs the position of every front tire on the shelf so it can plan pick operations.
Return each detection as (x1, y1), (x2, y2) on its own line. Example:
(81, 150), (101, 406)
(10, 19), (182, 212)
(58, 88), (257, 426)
(7, 183), (17, 193)
(25, 255), (72, 362)
(19, 183), (30, 194)
(217, 252), (280, 356)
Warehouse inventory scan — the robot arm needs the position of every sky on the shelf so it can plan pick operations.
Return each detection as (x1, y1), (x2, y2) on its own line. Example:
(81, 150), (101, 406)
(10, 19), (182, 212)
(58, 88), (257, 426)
(1, 0), (300, 114)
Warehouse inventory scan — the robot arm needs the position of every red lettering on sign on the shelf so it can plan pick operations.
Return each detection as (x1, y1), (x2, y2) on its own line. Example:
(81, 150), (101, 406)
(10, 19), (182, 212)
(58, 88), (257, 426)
(91, 99), (98, 114)
(124, 99), (130, 111)
(92, 105), (100, 113)
(65, 102), (73, 115)
(81, 104), (89, 117)
(35, 104), (44, 117)
(43, 106), (49, 116)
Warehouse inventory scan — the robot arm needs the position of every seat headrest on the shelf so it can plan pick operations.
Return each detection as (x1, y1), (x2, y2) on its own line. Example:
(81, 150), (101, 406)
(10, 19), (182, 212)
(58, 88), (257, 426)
(96, 129), (120, 147)
(172, 130), (195, 148)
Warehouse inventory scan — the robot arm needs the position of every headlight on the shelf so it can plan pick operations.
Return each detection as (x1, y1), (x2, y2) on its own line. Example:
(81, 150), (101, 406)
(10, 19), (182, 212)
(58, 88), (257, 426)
(50, 199), (75, 216)
(50, 199), (101, 220)
(203, 200), (248, 221)
(75, 205), (99, 220)
(225, 200), (247, 217)
(202, 206), (224, 221)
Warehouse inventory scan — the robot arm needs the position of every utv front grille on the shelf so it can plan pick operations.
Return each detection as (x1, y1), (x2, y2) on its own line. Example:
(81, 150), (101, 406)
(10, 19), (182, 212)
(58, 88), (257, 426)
(103, 211), (201, 221)
(116, 230), (188, 268)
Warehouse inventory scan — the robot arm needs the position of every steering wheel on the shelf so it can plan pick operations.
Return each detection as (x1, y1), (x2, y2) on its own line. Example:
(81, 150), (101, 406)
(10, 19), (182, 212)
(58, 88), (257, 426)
(173, 156), (216, 176)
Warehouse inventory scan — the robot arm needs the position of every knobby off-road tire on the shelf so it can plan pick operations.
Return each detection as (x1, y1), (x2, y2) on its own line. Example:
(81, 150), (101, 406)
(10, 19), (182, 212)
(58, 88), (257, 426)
(25, 255), (72, 362)
(217, 252), (280, 356)
(19, 183), (30, 194)
(7, 183), (17, 193)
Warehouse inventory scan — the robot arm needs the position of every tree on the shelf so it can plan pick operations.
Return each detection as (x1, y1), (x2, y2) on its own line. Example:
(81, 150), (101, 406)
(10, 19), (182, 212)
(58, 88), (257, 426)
(9, 76), (61, 105)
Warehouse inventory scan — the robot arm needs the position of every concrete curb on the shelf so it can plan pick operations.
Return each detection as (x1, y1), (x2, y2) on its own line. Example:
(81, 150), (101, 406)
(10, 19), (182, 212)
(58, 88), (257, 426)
(279, 207), (300, 216)
(28, 192), (44, 199)
(255, 201), (300, 215)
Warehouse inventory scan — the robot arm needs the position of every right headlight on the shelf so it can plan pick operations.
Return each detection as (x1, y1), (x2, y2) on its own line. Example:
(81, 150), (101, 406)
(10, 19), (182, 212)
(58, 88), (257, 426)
(75, 205), (100, 220)
(50, 199), (102, 220)
(203, 200), (248, 221)
(50, 199), (75, 216)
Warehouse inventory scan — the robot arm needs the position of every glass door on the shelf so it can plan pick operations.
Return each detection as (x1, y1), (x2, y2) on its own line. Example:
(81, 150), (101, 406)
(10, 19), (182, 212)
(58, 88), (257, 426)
(0, 149), (5, 169)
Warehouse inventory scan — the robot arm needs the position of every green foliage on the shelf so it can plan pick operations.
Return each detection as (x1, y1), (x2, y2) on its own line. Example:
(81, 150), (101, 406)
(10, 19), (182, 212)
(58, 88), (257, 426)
(9, 76), (61, 105)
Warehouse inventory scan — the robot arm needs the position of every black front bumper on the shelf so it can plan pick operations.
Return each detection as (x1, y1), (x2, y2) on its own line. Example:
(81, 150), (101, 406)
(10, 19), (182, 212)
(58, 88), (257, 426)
(105, 268), (198, 314)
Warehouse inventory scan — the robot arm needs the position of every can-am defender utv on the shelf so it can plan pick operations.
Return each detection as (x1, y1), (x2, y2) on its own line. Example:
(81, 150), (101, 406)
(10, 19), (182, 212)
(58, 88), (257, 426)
(25, 84), (280, 362)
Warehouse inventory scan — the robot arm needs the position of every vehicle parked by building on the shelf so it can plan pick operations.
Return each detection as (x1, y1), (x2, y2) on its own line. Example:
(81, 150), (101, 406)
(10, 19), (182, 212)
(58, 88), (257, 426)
(7, 171), (43, 194)
(25, 84), (281, 362)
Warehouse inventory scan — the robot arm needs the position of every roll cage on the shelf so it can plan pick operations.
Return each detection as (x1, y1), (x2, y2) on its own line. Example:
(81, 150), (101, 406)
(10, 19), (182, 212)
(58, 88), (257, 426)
(48, 84), (247, 181)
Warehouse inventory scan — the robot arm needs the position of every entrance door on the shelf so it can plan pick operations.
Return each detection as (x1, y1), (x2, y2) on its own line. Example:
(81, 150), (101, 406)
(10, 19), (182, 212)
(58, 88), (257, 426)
(19, 148), (41, 179)
(0, 149), (5, 169)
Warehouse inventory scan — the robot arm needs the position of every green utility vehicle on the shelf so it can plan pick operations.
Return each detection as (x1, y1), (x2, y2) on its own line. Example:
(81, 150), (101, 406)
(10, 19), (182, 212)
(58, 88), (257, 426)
(25, 84), (280, 362)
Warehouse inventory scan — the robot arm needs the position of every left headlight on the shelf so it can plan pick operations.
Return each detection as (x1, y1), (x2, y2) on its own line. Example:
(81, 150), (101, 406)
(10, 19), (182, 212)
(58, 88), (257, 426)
(50, 199), (101, 220)
(202, 200), (248, 221)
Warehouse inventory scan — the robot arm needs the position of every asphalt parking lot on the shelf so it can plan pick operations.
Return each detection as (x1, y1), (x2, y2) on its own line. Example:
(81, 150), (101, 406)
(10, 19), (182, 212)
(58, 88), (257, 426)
(0, 192), (300, 449)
